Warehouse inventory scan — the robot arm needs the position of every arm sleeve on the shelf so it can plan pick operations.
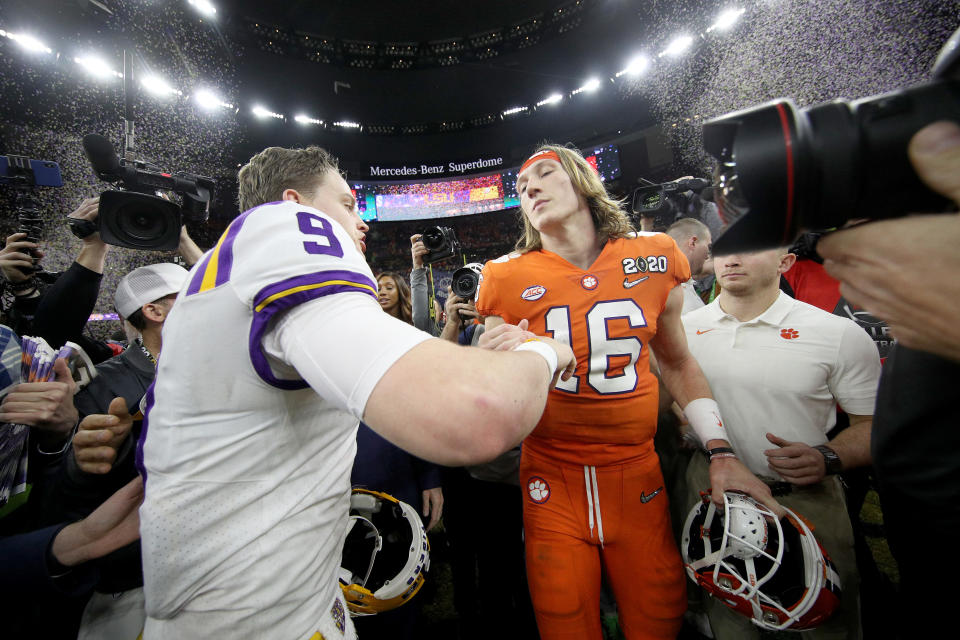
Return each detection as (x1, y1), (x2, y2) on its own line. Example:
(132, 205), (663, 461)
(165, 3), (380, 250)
(475, 260), (502, 318)
(32, 262), (102, 349)
(410, 268), (438, 336)
(413, 456), (442, 491)
(0, 524), (98, 599)
(262, 292), (431, 419)
(829, 321), (882, 415)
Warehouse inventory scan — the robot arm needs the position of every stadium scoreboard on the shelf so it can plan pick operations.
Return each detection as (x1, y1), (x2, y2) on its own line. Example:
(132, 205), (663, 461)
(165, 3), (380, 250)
(354, 145), (620, 222)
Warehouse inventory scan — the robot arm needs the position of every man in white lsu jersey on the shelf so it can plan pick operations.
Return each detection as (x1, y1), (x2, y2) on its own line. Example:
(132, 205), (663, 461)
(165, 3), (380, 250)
(137, 146), (575, 639)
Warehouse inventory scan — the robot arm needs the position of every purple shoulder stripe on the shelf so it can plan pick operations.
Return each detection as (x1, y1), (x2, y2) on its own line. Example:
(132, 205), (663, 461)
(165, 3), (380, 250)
(249, 269), (378, 390)
(186, 201), (285, 296)
(186, 251), (214, 296)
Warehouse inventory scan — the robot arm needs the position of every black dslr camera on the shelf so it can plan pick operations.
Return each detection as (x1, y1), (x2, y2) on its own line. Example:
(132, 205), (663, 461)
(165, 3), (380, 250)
(631, 177), (713, 230)
(75, 134), (213, 251)
(421, 226), (461, 264)
(703, 26), (960, 254)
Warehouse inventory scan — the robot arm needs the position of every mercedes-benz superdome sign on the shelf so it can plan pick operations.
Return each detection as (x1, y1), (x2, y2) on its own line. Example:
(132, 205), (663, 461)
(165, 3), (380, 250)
(369, 156), (504, 178)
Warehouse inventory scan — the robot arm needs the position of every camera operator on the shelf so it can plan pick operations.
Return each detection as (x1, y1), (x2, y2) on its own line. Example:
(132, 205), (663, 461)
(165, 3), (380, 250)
(32, 197), (114, 362)
(0, 231), (47, 335)
(816, 120), (960, 637)
(408, 233), (438, 335)
(440, 286), (481, 344)
(818, 121), (960, 362)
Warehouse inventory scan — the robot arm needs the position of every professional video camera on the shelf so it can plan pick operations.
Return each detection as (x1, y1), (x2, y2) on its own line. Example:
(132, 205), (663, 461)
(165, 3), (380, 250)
(76, 134), (214, 251)
(0, 155), (63, 273)
(703, 26), (960, 254)
(421, 225), (461, 264)
(631, 177), (713, 230)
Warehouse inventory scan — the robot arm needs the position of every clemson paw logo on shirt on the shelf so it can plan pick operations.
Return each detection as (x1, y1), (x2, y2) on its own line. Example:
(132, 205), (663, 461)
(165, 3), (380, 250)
(780, 328), (800, 340)
(580, 274), (599, 290)
(527, 476), (551, 503)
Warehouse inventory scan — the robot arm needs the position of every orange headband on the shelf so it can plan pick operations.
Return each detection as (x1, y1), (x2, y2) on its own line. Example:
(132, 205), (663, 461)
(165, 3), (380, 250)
(519, 150), (561, 175)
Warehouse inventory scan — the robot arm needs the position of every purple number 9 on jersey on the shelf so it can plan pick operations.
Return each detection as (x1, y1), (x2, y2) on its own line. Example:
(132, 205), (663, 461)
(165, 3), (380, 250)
(297, 211), (344, 257)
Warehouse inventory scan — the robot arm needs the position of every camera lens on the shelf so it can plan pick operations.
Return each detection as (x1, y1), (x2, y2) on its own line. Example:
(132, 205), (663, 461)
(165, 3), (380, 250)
(422, 227), (443, 250)
(713, 166), (750, 229)
(117, 207), (169, 241)
(452, 272), (478, 299)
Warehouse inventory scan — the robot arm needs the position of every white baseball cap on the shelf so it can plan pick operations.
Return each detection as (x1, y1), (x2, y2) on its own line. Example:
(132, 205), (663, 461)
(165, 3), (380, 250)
(114, 263), (190, 318)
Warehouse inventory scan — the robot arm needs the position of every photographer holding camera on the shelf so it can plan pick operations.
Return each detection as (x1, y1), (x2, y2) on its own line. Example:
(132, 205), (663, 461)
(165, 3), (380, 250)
(815, 120), (960, 637)
(408, 233), (440, 335)
(440, 286), (481, 344)
(696, 26), (960, 634)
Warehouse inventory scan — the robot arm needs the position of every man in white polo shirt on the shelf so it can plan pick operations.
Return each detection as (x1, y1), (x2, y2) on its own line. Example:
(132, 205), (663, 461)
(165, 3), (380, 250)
(680, 247), (880, 639)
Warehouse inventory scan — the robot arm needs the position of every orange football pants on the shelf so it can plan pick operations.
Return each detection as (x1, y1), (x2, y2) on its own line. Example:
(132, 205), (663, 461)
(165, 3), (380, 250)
(520, 445), (686, 640)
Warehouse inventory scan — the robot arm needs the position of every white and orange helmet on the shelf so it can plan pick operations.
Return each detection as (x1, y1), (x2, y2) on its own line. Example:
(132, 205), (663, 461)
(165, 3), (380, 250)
(681, 491), (842, 631)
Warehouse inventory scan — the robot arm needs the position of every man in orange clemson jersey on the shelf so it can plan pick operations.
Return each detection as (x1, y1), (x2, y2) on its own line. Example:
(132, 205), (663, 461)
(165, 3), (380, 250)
(476, 144), (781, 640)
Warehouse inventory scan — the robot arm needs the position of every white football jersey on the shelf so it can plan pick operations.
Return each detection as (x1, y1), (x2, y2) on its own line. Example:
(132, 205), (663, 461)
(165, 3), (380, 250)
(138, 201), (393, 639)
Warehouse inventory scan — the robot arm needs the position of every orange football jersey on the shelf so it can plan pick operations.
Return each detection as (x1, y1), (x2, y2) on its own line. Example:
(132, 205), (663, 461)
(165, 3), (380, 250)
(477, 232), (690, 464)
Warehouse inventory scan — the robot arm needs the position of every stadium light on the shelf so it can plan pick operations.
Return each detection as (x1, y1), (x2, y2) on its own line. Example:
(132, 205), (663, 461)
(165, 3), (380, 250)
(252, 105), (284, 119)
(141, 75), (182, 97)
(295, 114), (322, 125)
(616, 55), (649, 77)
(502, 106), (528, 116)
(659, 35), (693, 58)
(707, 8), (746, 33)
(536, 93), (562, 107)
(194, 89), (233, 110)
(188, 0), (217, 17)
(74, 55), (122, 79)
(572, 78), (601, 95)
(0, 30), (52, 54)
(333, 121), (361, 129)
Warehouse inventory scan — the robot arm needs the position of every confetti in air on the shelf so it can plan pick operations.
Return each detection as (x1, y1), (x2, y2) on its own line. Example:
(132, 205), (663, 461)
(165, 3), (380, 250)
(0, 0), (957, 336)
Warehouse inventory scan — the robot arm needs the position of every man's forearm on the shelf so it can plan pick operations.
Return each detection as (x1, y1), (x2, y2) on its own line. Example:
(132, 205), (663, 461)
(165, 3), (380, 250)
(659, 353), (713, 409)
(827, 416), (872, 470)
(75, 245), (108, 274)
(177, 229), (204, 267)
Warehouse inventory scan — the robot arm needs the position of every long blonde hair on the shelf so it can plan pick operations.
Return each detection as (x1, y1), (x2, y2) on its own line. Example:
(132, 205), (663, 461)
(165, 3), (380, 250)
(515, 143), (634, 253)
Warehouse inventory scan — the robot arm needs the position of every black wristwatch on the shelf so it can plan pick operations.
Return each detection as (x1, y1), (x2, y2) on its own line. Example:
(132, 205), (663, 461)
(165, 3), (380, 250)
(814, 445), (843, 475)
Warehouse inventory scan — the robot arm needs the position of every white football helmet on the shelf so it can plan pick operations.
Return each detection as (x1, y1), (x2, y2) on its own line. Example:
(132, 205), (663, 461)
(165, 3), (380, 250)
(339, 489), (430, 616)
(681, 491), (842, 631)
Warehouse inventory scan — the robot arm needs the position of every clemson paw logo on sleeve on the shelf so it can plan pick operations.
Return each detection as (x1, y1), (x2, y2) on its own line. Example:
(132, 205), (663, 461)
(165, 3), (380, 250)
(527, 476), (551, 503)
(780, 328), (800, 340)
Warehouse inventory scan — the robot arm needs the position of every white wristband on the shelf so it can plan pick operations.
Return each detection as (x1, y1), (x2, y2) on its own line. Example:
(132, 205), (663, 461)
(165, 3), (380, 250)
(683, 397), (727, 445)
(513, 339), (558, 380)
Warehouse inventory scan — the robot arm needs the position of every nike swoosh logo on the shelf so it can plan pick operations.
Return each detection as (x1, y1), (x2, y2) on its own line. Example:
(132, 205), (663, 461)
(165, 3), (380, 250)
(640, 487), (663, 504)
(696, 329), (715, 335)
(623, 276), (649, 289)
